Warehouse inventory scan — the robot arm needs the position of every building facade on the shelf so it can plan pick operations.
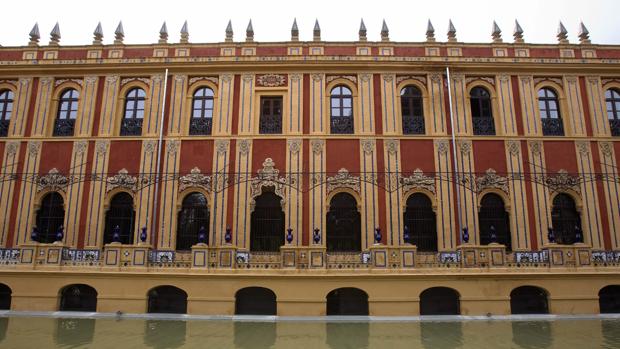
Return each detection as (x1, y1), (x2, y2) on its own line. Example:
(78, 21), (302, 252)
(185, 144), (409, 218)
(0, 21), (619, 316)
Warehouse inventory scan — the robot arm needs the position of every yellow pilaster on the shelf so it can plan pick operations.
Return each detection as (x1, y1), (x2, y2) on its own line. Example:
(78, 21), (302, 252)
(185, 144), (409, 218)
(505, 140), (531, 250)
(380, 74), (397, 135)
(98, 75), (120, 137)
(495, 74), (518, 136)
(144, 74), (165, 136)
(383, 139), (401, 244)
(433, 139), (456, 250)
(527, 140), (552, 246)
(62, 141), (89, 247)
(75, 76), (99, 137)
(288, 74), (303, 134)
(135, 140), (158, 244)
(309, 139), (326, 243)
(428, 73), (446, 135)
(156, 140), (181, 249)
(564, 76), (587, 137)
(584, 76), (609, 137)
(518, 75), (540, 136)
(0, 141), (20, 246)
(211, 139), (231, 246)
(357, 74), (375, 135)
(213, 74), (234, 136)
(14, 141), (42, 245)
(360, 139), (378, 248)
(8, 78), (33, 137)
(597, 142), (620, 248)
(232, 139), (252, 249)
(285, 139), (302, 245)
(167, 75), (188, 136)
(29, 77), (54, 137)
(237, 74), (254, 135)
(575, 141), (604, 248)
(449, 74), (468, 136)
(456, 140), (479, 244)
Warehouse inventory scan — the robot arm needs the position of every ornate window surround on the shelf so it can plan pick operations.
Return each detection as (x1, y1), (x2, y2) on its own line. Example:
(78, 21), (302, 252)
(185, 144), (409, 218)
(253, 89), (288, 135)
(185, 79), (218, 136)
(395, 78), (430, 136)
(465, 80), (499, 136)
(324, 78), (359, 135)
(534, 80), (570, 136)
(115, 80), (150, 136)
(48, 81), (82, 137)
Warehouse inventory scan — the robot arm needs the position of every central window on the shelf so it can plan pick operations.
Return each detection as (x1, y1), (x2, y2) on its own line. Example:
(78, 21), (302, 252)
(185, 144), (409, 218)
(0, 89), (14, 137)
(470, 87), (495, 135)
(190, 87), (214, 135)
(330, 85), (353, 134)
(53, 89), (79, 137)
(120, 88), (145, 136)
(259, 96), (282, 134)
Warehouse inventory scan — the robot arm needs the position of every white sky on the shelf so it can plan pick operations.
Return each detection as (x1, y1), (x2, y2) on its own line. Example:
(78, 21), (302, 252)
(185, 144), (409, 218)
(2, 0), (619, 46)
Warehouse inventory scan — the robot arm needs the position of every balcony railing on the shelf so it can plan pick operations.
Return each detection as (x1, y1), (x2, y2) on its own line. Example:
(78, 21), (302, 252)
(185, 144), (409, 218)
(189, 117), (212, 136)
(402, 115), (425, 135)
(330, 116), (354, 134)
(610, 119), (620, 137)
(120, 118), (143, 136)
(0, 120), (9, 137)
(472, 116), (496, 135)
(542, 118), (565, 136)
(53, 119), (75, 137)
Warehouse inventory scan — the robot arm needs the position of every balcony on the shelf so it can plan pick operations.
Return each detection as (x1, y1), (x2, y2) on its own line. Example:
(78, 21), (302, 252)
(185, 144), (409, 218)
(610, 119), (620, 137)
(189, 117), (212, 136)
(120, 118), (143, 136)
(0, 119), (9, 137)
(330, 116), (354, 134)
(542, 118), (565, 136)
(402, 115), (425, 135)
(53, 119), (75, 137)
(472, 116), (496, 135)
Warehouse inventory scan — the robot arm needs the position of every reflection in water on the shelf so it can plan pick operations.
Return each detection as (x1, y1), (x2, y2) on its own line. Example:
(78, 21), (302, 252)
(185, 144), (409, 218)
(234, 321), (276, 349)
(144, 320), (186, 349)
(326, 322), (369, 349)
(602, 320), (620, 348)
(421, 321), (463, 348)
(55, 318), (95, 347)
(0, 317), (7, 343)
(511, 321), (552, 349)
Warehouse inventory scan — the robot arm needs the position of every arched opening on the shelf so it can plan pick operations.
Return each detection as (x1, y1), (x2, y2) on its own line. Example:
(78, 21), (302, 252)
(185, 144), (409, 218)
(147, 286), (188, 314)
(176, 192), (210, 250)
(104, 192), (136, 244)
(250, 190), (285, 252)
(326, 287), (369, 316)
(36, 192), (65, 243)
(599, 285), (620, 314)
(470, 86), (495, 135)
(235, 287), (277, 315)
(189, 87), (214, 135)
(59, 284), (97, 312)
(53, 88), (79, 137)
(419, 287), (460, 315)
(478, 193), (512, 250)
(551, 193), (581, 245)
(400, 85), (425, 134)
(120, 87), (145, 136)
(327, 192), (361, 252)
(538, 87), (564, 136)
(330, 85), (354, 134)
(0, 284), (11, 310)
(606, 88), (620, 136)
(0, 89), (14, 137)
(403, 193), (437, 251)
(510, 286), (549, 314)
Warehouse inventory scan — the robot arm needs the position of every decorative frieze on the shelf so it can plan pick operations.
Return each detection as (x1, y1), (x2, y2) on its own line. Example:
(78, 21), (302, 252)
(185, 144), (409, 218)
(326, 75), (356, 84)
(188, 76), (218, 86)
(178, 167), (212, 193)
(256, 74), (287, 87)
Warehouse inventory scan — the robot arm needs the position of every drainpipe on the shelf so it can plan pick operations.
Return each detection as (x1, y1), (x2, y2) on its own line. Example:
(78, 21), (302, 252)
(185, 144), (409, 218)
(445, 67), (464, 242)
(150, 69), (169, 247)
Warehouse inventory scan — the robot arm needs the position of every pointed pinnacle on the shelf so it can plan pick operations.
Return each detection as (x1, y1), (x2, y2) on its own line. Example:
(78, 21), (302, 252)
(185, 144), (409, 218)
(180, 21), (189, 43)
(513, 19), (524, 42)
(246, 20), (254, 42)
(381, 19), (389, 41)
(93, 22), (103, 44)
(313, 19), (321, 41)
(29, 23), (40, 45)
(578, 21), (590, 44)
(426, 19), (435, 36)
(225, 20), (233, 42)
(359, 19), (367, 41)
(181, 20), (188, 34)
(49, 22), (61, 45)
(491, 21), (502, 42)
(291, 18), (299, 41)
(114, 21), (124, 44)
(557, 21), (568, 43)
(159, 22), (168, 43)
(447, 19), (457, 42)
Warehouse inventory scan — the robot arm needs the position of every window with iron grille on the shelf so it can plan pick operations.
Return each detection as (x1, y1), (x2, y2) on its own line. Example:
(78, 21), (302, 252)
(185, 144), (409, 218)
(36, 192), (65, 243)
(250, 190), (285, 252)
(403, 193), (437, 251)
(104, 192), (135, 244)
(0, 89), (14, 137)
(400, 85), (425, 135)
(326, 192), (361, 252)
(53, 89), (79, 137)
(120, 88), (145, 136)
(176, 192), (210, 250)
(470, 87), (495, 135)
(189, 87), (214, 135)
(605, 88), (620, 136)
(259, 96), (283, 134)
(478, 193), (512, 250)
(551, 193), (581, 245)
(538, 88), (564, 136)
(330, 86), (354, 134)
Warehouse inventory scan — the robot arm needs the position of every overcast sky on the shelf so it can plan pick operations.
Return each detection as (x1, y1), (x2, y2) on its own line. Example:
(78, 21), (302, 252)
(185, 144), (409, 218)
(2, 0), (619, 46)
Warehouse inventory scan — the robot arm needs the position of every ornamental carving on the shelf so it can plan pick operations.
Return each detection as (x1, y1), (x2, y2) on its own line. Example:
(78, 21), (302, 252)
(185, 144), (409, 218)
(466, 76), (495, 87)
(54, 78), (83, 87)
(19, 78), (31, 86)
(166, 140), (180, 154)
(520, 76), (532, 84)
(37, 168), (69, 193)
(0, 79), (17, 87)
(289, 74), (302, 83)
(143, 140), (157, 154)
(545, 170), (581, 194)
(533, 77), (563, 87)
(95, 140), (109, 155)
(250, 158), (288, 210)
(528, 140), (542, 155)
(458, 140), (472, 154)
(326, 75), (356, 84)
(430, 74), (442, 84)
(221, 74), (233, 83)
(106, 169), (138, 193)
(6, 141), (19, 156)
(476, 168), (509, 194)
(179, 167), (212, 193)
(238, 139), (251, 155)
(359, 74), (371, 83)
(400, 169), (435, 195)
(385, 139), (398, 155)
(215, 140), (229, 155)
(599, 142), (613, 157)
(435, 139), (449, 154)
(74, 140), (88, 155)
(507, 141), (520, 156)
(120, 77), (150, 86)
(382, 74), (394, 83)
(576, 141), (590, 155)
(451, 74), (464, 84)
(242, 74), (254, 83)
(311, 139), (324, 154)
(288, 139), (301, 154)
(587, 76), (599, 85)
(84, 76), (97, 84)
(174, 75), (187, 83)
(311, 74), (323, 82)
(28, 141), (41, 156)
(151, 75), (163, 83)
(188, 76), (218, 86)
(105, 75), (119, 84)
(396, 75), (426, 86)
(565, 76), (578, 85)
(498, 74), (510, 83)
(361, 139), (375, 154)
(40, 77), (53, 86)
(256, 74), (287, 87)
(602, 78), (620, 86)
(326, 168), (360, 195)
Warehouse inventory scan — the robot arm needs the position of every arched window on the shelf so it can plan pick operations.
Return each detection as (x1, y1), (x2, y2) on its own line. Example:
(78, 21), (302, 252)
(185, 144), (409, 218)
(419, 287), (460, 315)
(599, 285), (620, 314)
(510, 286), (549, 314)
(403, 193), (437, 251)
(0, 283), (11, 310)
(147, 286), (188, 314)
(551, 193), (581, 245)
(0, 89), (14, 137)
(470, 87), (495, 135)
(235, 287), (277, 315)
(250, 190), (285, 252)
(326, 192), (361, 252)
(53, 88), (79, 136)
(120, 88), (145, 136)
(189, 87), (214, 135)
(326, 288), (369, 316)
(36, 192), (65, 243)
(59, 284), (97, 311)
(176, 192), (209, 250)
(400, 85), (425, 134)
(478, 193), (512, 250)
(605, 89), (620, 136)
(104, 192), (135, 244)
(330, 85), (353, 134)
(538, 88), (564, 136)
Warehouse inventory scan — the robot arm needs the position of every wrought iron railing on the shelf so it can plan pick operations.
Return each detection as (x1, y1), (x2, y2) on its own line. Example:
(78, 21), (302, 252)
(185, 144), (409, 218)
(402, 115), (425, 135)
(120, 118), (143, 136)
(189, 117), (212, 136)
(0, 248), (20, 265)
(259, 115), (282, 134)
(330, 116), (354, 134)
(0, 120), (9, 137)
(506, 251), (549, 267)
(472, 116), (496, 135)
(52, 119), (75, 137)
(61, 249), (101, 266)
(592, 251), (620, 266)
(610, 119), (620, 137)
(542, 118), (564, 136)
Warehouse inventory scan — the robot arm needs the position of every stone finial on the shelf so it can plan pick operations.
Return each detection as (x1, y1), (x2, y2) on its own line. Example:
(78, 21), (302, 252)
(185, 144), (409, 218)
(93, 22), (103, 45)
(291, 18), (299, 41)
(180, 20), (189, 44)
(426, 19), (435, 42)
(359, 19), (367, 42)
(49, 22), (61, 46)
(513, 19), (524, 43)
(225, 20), (233, 42)
(28, 23), (40, 46)
(313, 19), (321, 41)
(246, 20), (254, 42)
(447, 19), (457, 42)
(381, 19), (389, 42)
(159, 22), (168, 44)
(114, 21), (124, 45)
(557, 21), (569, 44)
(578, 21), (591, 44)
(491, 21), (502, 43)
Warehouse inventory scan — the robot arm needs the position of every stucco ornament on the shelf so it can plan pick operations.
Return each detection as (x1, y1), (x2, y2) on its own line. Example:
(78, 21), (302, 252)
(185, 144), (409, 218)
(545, 169), (581, 194)
(476, 168), (509, 194)
(106, 168), (138, 193)
(256, 74), (286, 87)
(326, 168), (361, 195)
(178, 167), (212, 193)
(250, 158), (288, 211)
(400, 169), (436, 195)
(37, 168), (69, 193)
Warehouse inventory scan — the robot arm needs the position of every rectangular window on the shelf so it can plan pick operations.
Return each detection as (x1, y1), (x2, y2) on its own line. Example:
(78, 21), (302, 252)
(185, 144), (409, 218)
(259, 96), (283, 134)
